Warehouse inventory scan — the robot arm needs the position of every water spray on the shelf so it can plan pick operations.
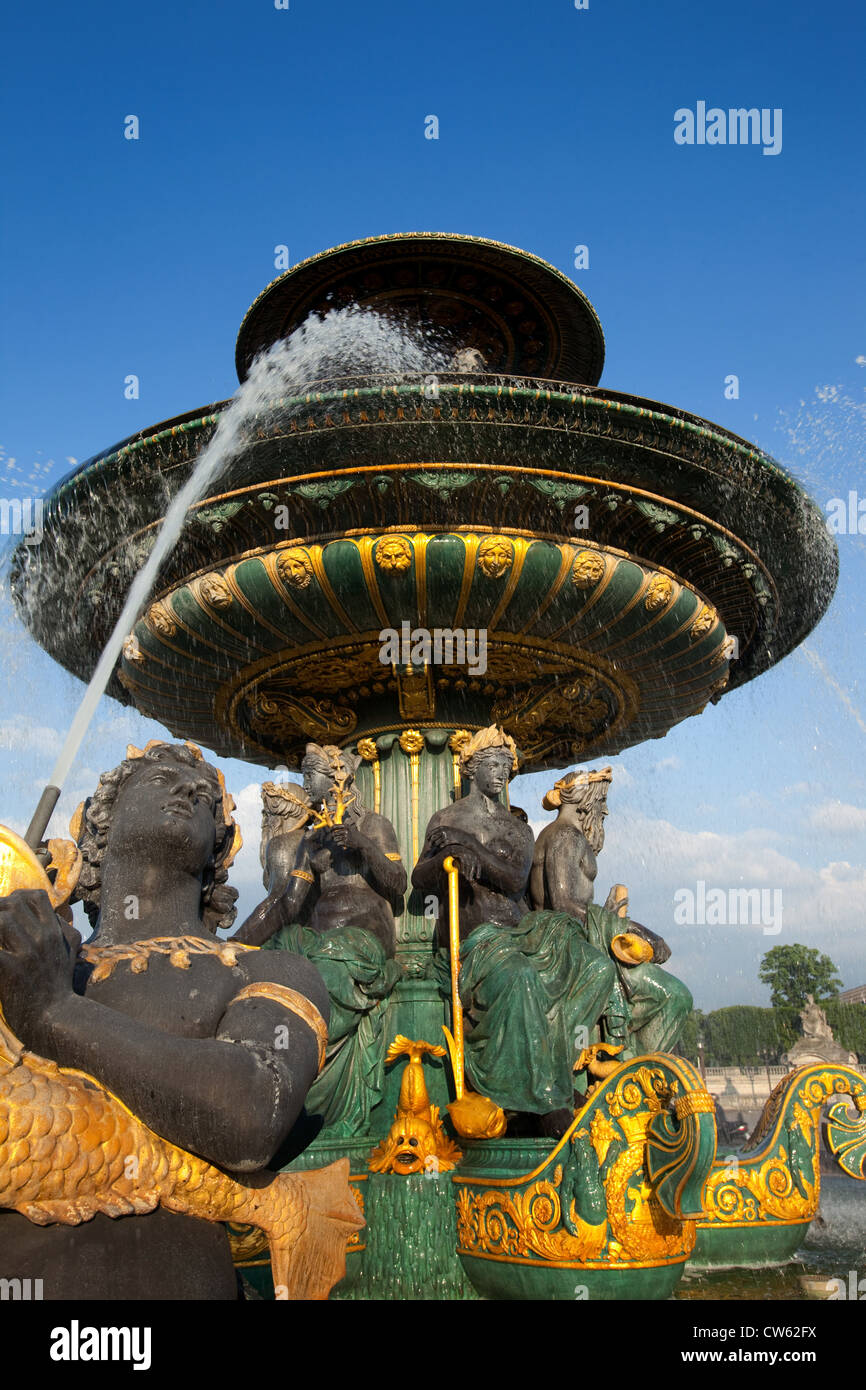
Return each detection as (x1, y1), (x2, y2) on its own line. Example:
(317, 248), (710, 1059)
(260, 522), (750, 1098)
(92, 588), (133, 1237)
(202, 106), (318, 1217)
(19, 306), (448, 853)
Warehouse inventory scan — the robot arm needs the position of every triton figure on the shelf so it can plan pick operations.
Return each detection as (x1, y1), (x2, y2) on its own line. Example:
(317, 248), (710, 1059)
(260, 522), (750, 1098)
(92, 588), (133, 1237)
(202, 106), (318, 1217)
(0, 740), (358, 1299)
(531, 767), (692, 1056)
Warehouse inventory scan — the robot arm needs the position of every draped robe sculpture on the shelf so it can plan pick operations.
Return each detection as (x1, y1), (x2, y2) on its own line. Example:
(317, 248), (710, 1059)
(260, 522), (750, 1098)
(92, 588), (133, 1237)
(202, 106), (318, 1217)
(236, 744), (406, 1136)
(411, 727), (616, 1132)
(531, 767), (692, 1056)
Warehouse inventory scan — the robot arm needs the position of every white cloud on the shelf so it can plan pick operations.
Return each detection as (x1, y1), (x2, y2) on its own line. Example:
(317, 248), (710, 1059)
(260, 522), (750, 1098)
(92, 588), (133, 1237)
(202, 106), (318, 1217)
(592, 809), (865, 998)
(0, 716), (62, 758)
(233, 781), (263, 839)
(810, 800), (866, 834)
(228, 780), (267, 891)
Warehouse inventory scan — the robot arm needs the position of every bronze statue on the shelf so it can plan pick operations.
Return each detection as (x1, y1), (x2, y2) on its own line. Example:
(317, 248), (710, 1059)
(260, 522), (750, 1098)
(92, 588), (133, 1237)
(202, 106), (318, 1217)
(0, 740), (359, 1299)
(531, 767), (692, 1056)
(231, 779), (314, 948)
(236, 743), (406, 1135)
(412, 727), (616, 1133)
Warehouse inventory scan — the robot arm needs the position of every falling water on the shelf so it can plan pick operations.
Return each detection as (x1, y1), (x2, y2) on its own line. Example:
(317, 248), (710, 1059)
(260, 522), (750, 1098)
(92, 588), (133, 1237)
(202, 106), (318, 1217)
(775, 379), (866, 733)
(40, 306), (450, 802)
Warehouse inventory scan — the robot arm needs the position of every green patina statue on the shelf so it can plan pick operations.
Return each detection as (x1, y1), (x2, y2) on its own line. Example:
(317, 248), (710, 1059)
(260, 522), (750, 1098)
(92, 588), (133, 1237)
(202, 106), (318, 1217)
(235, 744), (405, 1136)
(411, 727), (617, 1133)
(531, 766), (692, 1057)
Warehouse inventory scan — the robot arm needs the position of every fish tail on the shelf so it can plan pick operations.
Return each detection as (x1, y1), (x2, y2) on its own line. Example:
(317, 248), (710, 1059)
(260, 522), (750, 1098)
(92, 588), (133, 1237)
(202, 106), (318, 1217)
(268, 1160), (364, 1301)
(386, 1034), (446, 1065)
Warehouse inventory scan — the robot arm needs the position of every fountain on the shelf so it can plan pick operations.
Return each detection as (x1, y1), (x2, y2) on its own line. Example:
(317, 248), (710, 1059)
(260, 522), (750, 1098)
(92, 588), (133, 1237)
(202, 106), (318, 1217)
(7, 232), (864, 1300)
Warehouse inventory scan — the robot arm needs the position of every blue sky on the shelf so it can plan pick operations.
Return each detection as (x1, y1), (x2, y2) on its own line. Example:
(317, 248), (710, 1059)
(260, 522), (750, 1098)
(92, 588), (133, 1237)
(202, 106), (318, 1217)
(1, 0), (864, 1009)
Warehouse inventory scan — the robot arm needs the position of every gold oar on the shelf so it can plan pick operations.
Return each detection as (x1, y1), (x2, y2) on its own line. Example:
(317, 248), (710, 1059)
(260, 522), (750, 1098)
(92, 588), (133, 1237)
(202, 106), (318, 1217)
(441, 855), (465, 1100)
(440, 854), (506, 1139)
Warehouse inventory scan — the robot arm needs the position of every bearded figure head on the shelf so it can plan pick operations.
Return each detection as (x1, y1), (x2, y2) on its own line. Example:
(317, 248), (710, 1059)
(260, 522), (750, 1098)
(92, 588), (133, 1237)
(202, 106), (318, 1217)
(542, 766), (613, 853)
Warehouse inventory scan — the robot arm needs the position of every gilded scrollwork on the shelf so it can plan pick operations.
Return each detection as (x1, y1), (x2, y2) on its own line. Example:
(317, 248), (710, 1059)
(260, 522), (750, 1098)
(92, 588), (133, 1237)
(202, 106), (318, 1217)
(700, 1065), (866, 1229)
(455, 1173), (608, 1263)
(249, 691), (357, 744)
(456, 1058), (710, 1269)
(703, 1140), (817, 1225)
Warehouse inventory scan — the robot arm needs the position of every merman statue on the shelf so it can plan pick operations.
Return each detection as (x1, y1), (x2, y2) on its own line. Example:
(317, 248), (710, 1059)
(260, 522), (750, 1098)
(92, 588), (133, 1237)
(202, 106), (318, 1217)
(531, 766), (692, 1056)
(0, 739), (361, 1299)
(235, 743), (405, 1136)
(232, 778), (315, 948)
(411, 726), (616, 1134)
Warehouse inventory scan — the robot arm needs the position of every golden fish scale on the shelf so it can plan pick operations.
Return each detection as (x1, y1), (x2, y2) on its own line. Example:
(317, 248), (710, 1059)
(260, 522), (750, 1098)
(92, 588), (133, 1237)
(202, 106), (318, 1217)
(0, 1047), (307, 1244)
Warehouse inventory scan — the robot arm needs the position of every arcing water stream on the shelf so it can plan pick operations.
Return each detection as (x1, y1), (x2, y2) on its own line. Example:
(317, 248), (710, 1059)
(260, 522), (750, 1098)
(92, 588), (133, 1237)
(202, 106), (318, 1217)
(23, 306), (449, 845)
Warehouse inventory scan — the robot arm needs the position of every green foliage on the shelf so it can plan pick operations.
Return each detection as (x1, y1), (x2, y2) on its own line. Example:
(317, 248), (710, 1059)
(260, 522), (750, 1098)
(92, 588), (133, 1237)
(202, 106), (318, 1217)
(824, 1002), (866, 1059)
(675, 1001), (866, 1066)
(673, 1008), (704, 1064)
(758, 944), (842, 1009)
(701, 1006), (796, 1067)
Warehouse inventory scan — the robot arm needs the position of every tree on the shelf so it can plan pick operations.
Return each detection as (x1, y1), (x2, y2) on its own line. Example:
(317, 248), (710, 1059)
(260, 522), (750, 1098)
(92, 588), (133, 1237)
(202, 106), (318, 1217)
(701, 1005), (794, 1067)
(758, 944), (843, 1010)
(673, 1008), (704, 1065)
(825, 1002), (866, 1061)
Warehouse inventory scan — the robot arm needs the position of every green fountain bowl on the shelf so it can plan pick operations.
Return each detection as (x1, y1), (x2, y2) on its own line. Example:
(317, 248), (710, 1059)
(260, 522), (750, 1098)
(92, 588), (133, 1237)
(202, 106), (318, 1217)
(454, 1138), (689, 1301)
(12, 373), (836, 771)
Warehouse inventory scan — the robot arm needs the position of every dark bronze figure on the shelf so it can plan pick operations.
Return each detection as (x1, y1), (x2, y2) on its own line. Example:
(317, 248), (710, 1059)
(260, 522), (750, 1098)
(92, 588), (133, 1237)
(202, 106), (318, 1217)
(412, 727), (616, 1132)
(0, 740), (342, 1300)
(236, 744), (406, 1135)
(531, 767), (692, 1055)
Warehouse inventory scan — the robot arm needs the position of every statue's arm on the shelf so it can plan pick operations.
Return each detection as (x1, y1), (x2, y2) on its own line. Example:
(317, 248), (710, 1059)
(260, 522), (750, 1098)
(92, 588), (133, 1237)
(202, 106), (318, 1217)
(410, 813), (450, 893)
(0, 889), (326, 1173)
(626, 918), (671, 965)
(413, 816), (531, 897)
(332, 815), (406, 906)
(233, 832), (314, 947)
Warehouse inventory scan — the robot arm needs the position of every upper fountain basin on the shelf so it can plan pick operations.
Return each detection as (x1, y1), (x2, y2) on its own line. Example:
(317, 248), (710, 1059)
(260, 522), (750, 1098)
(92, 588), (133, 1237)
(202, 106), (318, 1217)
(235, 233), (606, 387)
(12, 370), (836, 771)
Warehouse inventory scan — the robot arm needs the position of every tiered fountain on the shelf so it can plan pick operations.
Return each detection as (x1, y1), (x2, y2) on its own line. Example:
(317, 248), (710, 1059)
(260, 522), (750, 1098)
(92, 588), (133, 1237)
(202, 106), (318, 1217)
(11, 234), (864, 1300)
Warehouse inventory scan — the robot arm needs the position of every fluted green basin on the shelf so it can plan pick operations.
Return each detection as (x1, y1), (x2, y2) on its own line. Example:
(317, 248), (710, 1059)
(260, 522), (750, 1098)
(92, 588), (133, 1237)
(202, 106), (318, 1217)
(12, 374), (834, 771)
(12, 234), (836, 772)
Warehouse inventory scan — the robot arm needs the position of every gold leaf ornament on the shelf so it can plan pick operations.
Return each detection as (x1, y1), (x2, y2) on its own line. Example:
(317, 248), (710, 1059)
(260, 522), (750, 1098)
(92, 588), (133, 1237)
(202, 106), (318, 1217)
(571, 550), (606, 589)
(276, 547), (314, 589)
(477, 535), (514, 579)
(196, 572), (234, 609)
(644, 574), (674, 612)
(147, 600), (177, 637)
(374, 536), (413, 571)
